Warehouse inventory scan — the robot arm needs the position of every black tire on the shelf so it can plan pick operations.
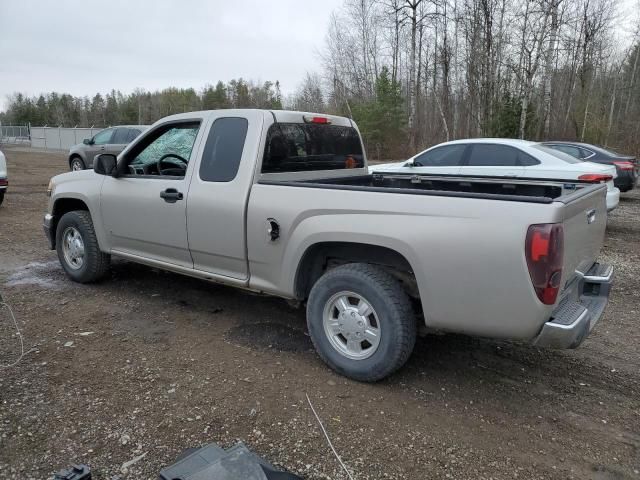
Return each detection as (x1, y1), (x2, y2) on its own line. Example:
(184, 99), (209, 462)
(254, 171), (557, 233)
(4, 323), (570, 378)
(0, 191), (4, 207)
(56, 210), (110, 283)
(70, 156), (85, 171)
(306, 263), (416, 382)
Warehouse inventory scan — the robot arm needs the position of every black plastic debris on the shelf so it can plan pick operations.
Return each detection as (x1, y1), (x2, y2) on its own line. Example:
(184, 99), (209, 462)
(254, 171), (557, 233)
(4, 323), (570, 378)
(53, 464), (91, 480)
(159, 442), (303, 480)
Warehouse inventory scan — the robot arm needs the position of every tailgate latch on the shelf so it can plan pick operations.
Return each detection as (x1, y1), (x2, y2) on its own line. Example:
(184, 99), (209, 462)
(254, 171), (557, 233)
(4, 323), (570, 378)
(586, 209), (597, 224)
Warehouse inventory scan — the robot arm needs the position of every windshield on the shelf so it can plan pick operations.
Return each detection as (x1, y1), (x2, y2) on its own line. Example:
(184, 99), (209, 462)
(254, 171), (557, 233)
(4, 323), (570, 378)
(532, 144), (583, 164)
(261, 123), (364, 173)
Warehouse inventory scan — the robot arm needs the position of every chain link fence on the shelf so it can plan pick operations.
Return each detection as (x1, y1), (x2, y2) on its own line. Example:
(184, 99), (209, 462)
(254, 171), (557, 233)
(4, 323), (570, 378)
(0, 124), (30, 145)
(30, 126), (103, 150)
(0, 124), (106, 150)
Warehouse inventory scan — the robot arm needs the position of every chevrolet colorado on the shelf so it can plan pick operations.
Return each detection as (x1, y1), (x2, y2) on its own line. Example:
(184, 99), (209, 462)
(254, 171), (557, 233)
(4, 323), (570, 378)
(44, 110), (613, 381)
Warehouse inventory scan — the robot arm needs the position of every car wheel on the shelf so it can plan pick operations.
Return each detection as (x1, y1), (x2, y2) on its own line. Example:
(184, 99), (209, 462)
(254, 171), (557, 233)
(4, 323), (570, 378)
(0, 192), (4, 207)
(306, 263), (416, 382)
(56, 210), (110, 283)
(70, 157), (85, 171)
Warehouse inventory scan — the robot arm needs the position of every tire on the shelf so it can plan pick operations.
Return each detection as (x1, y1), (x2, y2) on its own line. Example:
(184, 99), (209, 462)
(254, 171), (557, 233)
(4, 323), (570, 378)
(70, 157), (85, 171)
(56, 210), (110, 283)
(0, 192), (4, 207)
(306, 263), (416, 382)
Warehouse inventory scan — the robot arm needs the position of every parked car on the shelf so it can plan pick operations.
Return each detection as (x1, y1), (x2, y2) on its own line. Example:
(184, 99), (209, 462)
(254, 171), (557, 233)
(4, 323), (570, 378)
(44, 110), (613, 381)
(541, 141), (638, 192)
(371, 138), (621, 211)
(0, 149), (7, 206)
(68, 125), (147, 171)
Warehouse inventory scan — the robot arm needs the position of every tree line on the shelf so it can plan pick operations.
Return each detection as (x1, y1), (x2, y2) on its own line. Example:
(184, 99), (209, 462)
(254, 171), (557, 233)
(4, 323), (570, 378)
(1, 79), (282, 129)
(2, 0), (640, 160)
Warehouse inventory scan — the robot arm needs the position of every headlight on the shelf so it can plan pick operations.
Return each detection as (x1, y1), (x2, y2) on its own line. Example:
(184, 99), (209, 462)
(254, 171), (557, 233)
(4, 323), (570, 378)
(46, 179), (53, 197)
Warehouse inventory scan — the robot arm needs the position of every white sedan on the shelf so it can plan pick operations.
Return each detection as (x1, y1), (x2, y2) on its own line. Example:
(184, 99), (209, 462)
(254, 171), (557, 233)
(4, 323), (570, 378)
(371, 139), (620, 211)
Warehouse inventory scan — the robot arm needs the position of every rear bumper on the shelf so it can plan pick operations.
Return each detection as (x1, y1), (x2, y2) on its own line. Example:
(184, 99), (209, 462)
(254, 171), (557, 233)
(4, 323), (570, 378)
(533, 263), (613, 349)
(614, 170), (637, 192)
(43, 213), (55, 249)
(606, 188), (620, 212)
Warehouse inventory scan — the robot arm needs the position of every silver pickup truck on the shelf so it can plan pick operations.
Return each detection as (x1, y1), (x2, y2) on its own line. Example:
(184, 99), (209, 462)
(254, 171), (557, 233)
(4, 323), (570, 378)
(43, 110), (613, 381)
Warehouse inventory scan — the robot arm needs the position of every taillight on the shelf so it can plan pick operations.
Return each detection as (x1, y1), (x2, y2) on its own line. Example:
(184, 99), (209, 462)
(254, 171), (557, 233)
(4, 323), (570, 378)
(303, 115), (331, 124)
(578, 174), (613, 183)
(0, 179), (7, 187)
(612, 161), (635, 171)
(525, 224), (564, 305)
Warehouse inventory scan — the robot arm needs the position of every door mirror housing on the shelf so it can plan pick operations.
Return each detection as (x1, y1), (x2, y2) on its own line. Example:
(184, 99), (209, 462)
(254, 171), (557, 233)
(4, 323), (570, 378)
(83, 138), (95, 145)
(94, 154), (117, 176)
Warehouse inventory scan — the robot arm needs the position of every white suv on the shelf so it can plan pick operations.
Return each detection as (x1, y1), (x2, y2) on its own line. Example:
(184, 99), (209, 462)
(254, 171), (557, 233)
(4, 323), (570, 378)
(0, 149), (7, 206)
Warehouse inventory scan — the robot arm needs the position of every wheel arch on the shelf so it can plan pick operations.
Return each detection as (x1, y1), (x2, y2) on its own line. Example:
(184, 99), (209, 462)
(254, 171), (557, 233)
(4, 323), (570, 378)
(50, 197), (90, 248)
(294, 241), (419, 301)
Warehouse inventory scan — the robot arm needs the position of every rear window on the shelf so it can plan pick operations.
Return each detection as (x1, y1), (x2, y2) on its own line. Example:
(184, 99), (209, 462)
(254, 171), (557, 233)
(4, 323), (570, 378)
(261, 123), (364, 173)
(532, 145), (582, 164)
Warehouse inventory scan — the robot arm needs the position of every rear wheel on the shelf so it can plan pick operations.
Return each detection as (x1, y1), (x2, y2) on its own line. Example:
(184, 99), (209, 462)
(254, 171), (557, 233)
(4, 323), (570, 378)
(56, 210), (110, 283)
(0, 192), (4, 206)
(70, 157), (85, 171)
(306, 263), (416, 382)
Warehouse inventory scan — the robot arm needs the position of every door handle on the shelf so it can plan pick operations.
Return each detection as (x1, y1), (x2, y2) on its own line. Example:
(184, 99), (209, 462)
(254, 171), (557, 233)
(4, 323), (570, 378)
(160, 188), (183, 203)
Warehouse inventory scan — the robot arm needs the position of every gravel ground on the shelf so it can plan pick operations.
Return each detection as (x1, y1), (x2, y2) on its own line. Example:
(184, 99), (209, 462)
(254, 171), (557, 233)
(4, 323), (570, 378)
(0, 147), (638, 480)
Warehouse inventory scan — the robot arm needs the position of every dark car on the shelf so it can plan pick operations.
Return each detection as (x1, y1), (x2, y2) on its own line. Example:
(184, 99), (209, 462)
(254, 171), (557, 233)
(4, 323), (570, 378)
(68, 125), (148, 171)
(542, 141), (638, 192)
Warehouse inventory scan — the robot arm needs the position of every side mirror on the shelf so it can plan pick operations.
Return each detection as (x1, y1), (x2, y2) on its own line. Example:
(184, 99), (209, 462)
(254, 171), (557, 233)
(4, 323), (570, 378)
(94, 154), (117, 176)
(83, 138), (93, 145)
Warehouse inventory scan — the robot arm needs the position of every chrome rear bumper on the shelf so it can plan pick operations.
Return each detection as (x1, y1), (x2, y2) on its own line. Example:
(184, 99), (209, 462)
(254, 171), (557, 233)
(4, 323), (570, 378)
(533, 263), (613, 349)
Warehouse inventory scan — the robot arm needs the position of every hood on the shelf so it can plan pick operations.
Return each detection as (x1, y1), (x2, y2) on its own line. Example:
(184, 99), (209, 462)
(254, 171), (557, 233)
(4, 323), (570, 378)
(51, 169), (96, 186)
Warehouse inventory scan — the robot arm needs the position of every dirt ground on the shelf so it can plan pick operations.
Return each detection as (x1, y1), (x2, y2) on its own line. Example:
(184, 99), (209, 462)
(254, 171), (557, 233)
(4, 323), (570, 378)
(0, 146), (638, 480)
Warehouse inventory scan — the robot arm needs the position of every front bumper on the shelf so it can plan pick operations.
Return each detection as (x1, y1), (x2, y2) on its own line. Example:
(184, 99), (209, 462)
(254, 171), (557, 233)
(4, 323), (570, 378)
(533, 263), (613, 349)
(43, 213), (55, 249)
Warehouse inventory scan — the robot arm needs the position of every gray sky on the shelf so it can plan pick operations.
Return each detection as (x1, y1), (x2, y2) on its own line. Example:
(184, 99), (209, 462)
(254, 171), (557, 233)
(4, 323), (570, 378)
(0, 0), (344, 111)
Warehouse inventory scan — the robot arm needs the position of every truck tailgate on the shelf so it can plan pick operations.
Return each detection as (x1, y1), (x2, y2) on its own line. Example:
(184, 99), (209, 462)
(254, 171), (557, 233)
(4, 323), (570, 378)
(558, 184), (607, 282)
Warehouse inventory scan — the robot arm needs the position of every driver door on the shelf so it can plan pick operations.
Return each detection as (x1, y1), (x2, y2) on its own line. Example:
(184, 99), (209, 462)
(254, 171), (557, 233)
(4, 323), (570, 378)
(100, 119), (203, 269)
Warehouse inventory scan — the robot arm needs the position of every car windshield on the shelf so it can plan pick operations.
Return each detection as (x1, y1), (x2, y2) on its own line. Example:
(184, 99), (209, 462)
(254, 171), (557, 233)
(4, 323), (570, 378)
(532, 144), (583, 164)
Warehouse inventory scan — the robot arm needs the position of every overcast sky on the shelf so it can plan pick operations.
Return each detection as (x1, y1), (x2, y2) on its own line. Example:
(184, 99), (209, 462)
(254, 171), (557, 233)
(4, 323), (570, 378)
(0, 0), (344, 111)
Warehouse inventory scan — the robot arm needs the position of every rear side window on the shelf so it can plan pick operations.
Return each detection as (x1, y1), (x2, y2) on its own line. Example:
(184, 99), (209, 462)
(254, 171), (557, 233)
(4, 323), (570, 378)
(200, 117), (249, 182)
(112, 128), (129, 144)
(467, 144), (520, 167)
(532, 145), (582, 164)
(414, 145), (466, 167)
(548, 144), (581, 158)
(261, 123), (364, 173)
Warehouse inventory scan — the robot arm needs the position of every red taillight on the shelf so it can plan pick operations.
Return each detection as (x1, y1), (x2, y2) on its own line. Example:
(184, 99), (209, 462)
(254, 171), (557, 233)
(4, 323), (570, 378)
(0, 179), (7, 187)
(526, 224), (564, 305)
(578, 174), (612, 183)
(612, 161), (634, 171)
(303, 115), (331, 124)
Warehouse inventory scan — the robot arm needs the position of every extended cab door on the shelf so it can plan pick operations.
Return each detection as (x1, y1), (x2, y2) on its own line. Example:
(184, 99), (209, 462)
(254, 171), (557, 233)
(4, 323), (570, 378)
(185, 111), (261, 280)
(100, 119), (203, 268)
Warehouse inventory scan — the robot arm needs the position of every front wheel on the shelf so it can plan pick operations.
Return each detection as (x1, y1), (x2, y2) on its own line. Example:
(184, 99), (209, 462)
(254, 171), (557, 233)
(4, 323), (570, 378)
(56, 210), (110, 283)
(306, 263), (416, 382)
(70, 157), (85, 171)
